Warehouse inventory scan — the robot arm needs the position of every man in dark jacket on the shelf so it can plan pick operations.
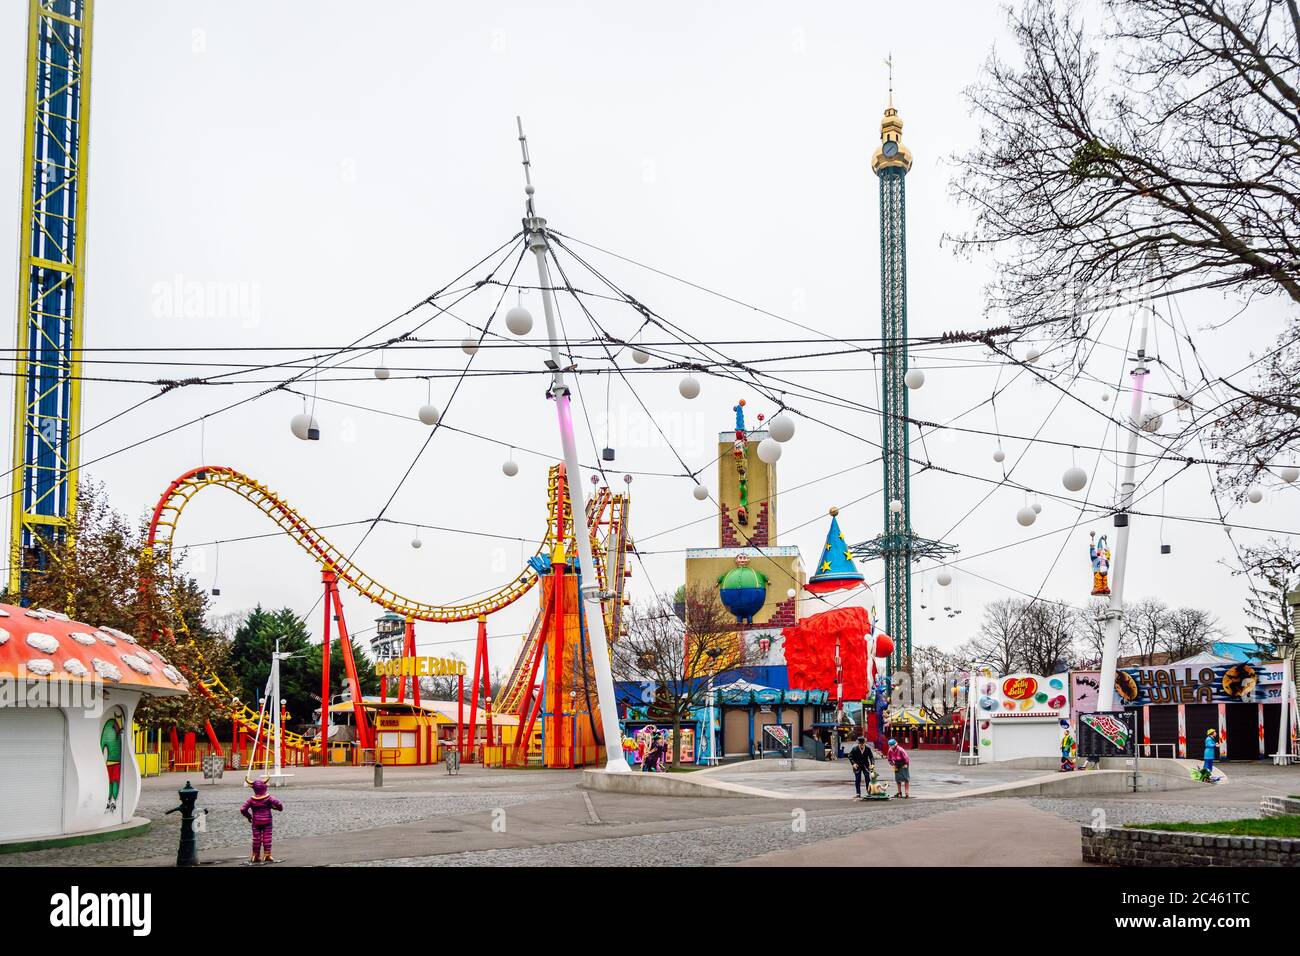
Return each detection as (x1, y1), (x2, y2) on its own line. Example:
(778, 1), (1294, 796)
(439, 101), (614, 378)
(848, 737), (875, 799)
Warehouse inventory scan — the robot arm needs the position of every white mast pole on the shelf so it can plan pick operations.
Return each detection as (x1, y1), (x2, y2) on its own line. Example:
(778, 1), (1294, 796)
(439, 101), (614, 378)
(1096, 310), (1151, 713)
(270, 638), (283, 781)
(516, 118), (629, 772)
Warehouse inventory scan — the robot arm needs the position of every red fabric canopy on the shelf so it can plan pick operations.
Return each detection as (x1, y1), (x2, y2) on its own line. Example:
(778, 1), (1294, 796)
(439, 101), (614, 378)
(781, 606), (872, 699)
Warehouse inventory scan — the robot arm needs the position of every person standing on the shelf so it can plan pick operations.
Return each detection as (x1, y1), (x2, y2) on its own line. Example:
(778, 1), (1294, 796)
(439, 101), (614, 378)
(642, 734), (667, 773)
(848, 737), (876, 800)
(886, 738), (911, 798)
(240, 778), (285, 864)
(1202, 729), (1218, 780)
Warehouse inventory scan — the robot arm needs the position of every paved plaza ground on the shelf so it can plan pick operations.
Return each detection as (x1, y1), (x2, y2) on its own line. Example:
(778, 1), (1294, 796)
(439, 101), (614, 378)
(4, 751), (1295, 867)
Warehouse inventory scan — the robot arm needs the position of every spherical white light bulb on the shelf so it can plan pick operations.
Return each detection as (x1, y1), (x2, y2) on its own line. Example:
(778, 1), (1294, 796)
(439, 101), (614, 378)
(787, 588), (797, 600)
(374, 365), (390, 381)
(1173, 389), (1192, 410)
(1025, 347), (1041, 365)
(936, 570), (953, 587)
(678, 375), (700, 400)
(502, 459), (519, 477)
(418, 404), (440, 426)
(1247, 485), (1263, 503)
(1016, 506), (1037, 527)
(1137, 408), (1163, 433)
(631, 348), (650, 365)
(889, 498), (903, 514)
(505, 306), (534, 336)
(768, 413), (796, 443)
(410, 537), (422, 550)
(904, 368), (925, 390)
(993, 447), (1006, 463)
(692, 484), (709, 501)
(1062, 466), (1087, 492)
(757, 437), (782, 463)
(290, 413), (319, 441)
(461, 338), (479, 356)
(1032, 500), (1042, 514)
(1101, 391), (1111, 404)
(1279, 465), (1299, 484)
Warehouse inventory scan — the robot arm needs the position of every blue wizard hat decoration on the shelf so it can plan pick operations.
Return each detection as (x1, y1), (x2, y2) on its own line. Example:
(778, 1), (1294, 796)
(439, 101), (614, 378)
(806, 507), (864, 595)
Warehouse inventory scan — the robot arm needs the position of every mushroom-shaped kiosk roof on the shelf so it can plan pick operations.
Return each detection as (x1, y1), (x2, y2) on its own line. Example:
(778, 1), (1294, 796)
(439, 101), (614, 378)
(0, 603), (189, 696)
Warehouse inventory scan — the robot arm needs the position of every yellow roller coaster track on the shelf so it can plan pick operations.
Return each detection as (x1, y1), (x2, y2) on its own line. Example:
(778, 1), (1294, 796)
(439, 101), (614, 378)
(145, 465), (631, 748)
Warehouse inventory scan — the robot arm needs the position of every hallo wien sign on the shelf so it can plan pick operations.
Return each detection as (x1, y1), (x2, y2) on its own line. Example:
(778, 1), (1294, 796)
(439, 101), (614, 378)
(375, 656), (467, 678)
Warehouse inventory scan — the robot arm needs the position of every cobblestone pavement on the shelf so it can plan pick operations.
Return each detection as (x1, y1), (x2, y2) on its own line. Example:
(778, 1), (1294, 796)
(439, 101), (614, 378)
(344, 800), (958, 866)
(6, 758), (1293, 867)
(0, 766), (576, 867)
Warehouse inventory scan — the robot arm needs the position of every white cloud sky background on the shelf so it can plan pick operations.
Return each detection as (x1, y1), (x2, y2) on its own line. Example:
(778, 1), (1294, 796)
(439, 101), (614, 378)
(0, 1), (1294, 676)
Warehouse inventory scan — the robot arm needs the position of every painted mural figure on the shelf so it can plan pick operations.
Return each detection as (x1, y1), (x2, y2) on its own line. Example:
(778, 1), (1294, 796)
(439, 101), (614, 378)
(100, 712), (123, 813)
(733, 401), (749, 525)
(717, 552), (769, 625)
(1089, 531), (1111, 596)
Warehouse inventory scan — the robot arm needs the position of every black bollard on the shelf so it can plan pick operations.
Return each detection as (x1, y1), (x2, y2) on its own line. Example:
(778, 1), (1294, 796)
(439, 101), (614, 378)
(165, 780), (200, 867)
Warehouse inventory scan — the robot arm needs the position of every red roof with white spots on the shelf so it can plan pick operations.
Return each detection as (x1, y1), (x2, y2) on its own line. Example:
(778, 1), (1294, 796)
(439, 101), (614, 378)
(0, 603), (189, 696)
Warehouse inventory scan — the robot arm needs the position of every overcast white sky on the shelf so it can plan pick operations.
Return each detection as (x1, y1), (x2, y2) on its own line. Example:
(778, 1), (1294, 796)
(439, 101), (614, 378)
(0, 1), (1294, 674)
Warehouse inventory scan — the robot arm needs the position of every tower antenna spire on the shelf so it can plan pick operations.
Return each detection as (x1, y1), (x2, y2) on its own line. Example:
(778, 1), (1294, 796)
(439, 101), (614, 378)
(516, 115), (536, 216)
(885, 53), (894, 107)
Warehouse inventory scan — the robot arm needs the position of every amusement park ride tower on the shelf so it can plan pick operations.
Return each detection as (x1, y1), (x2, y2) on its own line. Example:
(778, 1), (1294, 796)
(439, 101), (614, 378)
(8, 0), (95, 596)
(850, 90), (956, 674)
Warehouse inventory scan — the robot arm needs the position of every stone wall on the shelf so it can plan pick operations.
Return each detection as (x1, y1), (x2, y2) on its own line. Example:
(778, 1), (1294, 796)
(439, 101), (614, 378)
(1261, 796), (1300, 818)
(1081, 825), (1300, 866)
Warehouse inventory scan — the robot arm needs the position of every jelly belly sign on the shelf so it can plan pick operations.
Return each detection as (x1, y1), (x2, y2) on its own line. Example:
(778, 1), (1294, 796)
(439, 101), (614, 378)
(976, 673), (1069, 717)
(1115, 662), (1268, 706)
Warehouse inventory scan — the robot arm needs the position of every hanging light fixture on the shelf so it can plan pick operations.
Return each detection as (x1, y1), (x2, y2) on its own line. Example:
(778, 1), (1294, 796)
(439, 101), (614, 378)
(1016, 505), (1037, 527)
(411, 529), (423, 550)
(904, 367), (925, 389)
(290, 411), (320, 441)
(505, 304), (534, 336)
(1025, 346), (1041, 364)
(936, 569), (952, 587)
(993, 445), (1006, 463)
(502, 448), (519, 477)
(1278, 465), (1298, 483)
(768, 412), (796, 443)
(757, 437), (782, 463)
(461, 338), (479, 356)
(679, 374), (701, 399)
(1247, 485), (1263, 503)
(374, 348), (390, 380)
(1031, 500), (1042, 514)
(418, 379), (440, 426)
(632, 347), (650, 365)
(692, 483), (709, 501)
(1062, 465), (1087, 492)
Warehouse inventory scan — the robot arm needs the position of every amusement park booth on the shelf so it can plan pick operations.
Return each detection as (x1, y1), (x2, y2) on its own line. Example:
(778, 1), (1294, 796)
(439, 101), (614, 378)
(1114, 654), (1293, 760)
(971, 672), (1070, 763)
(0, 604), (190, 845)
(324, 699), (452, 765)
(716, 680), (830, 759)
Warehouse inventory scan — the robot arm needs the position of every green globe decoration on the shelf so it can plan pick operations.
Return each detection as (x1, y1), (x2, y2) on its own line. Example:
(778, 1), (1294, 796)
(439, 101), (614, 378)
(717, 558), (769, 624)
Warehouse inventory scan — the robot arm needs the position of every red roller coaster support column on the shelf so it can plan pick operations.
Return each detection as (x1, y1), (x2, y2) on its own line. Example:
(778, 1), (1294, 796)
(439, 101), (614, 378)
(403, 618), (420, 708)
(320, 572), (333, 765)
(204, 719), (224, 756)
(468, 616), (489, 760)
(324, 571), (373, 749)
(457, 671), (465, 758)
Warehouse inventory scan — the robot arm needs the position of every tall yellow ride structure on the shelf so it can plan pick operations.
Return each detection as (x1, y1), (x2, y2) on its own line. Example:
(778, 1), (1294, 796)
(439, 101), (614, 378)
(9, 0), (94, 595)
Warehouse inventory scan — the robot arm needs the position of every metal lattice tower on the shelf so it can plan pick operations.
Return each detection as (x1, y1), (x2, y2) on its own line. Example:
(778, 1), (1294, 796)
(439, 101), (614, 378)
(851, 95), (956, 674)
(9, 0), (94, 596)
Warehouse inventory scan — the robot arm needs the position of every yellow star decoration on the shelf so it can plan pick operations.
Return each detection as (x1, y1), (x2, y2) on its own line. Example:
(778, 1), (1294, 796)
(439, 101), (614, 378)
(820, 560), (832, 572)
(843, 550), (852, 561)
(824, 543), (831, 551)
